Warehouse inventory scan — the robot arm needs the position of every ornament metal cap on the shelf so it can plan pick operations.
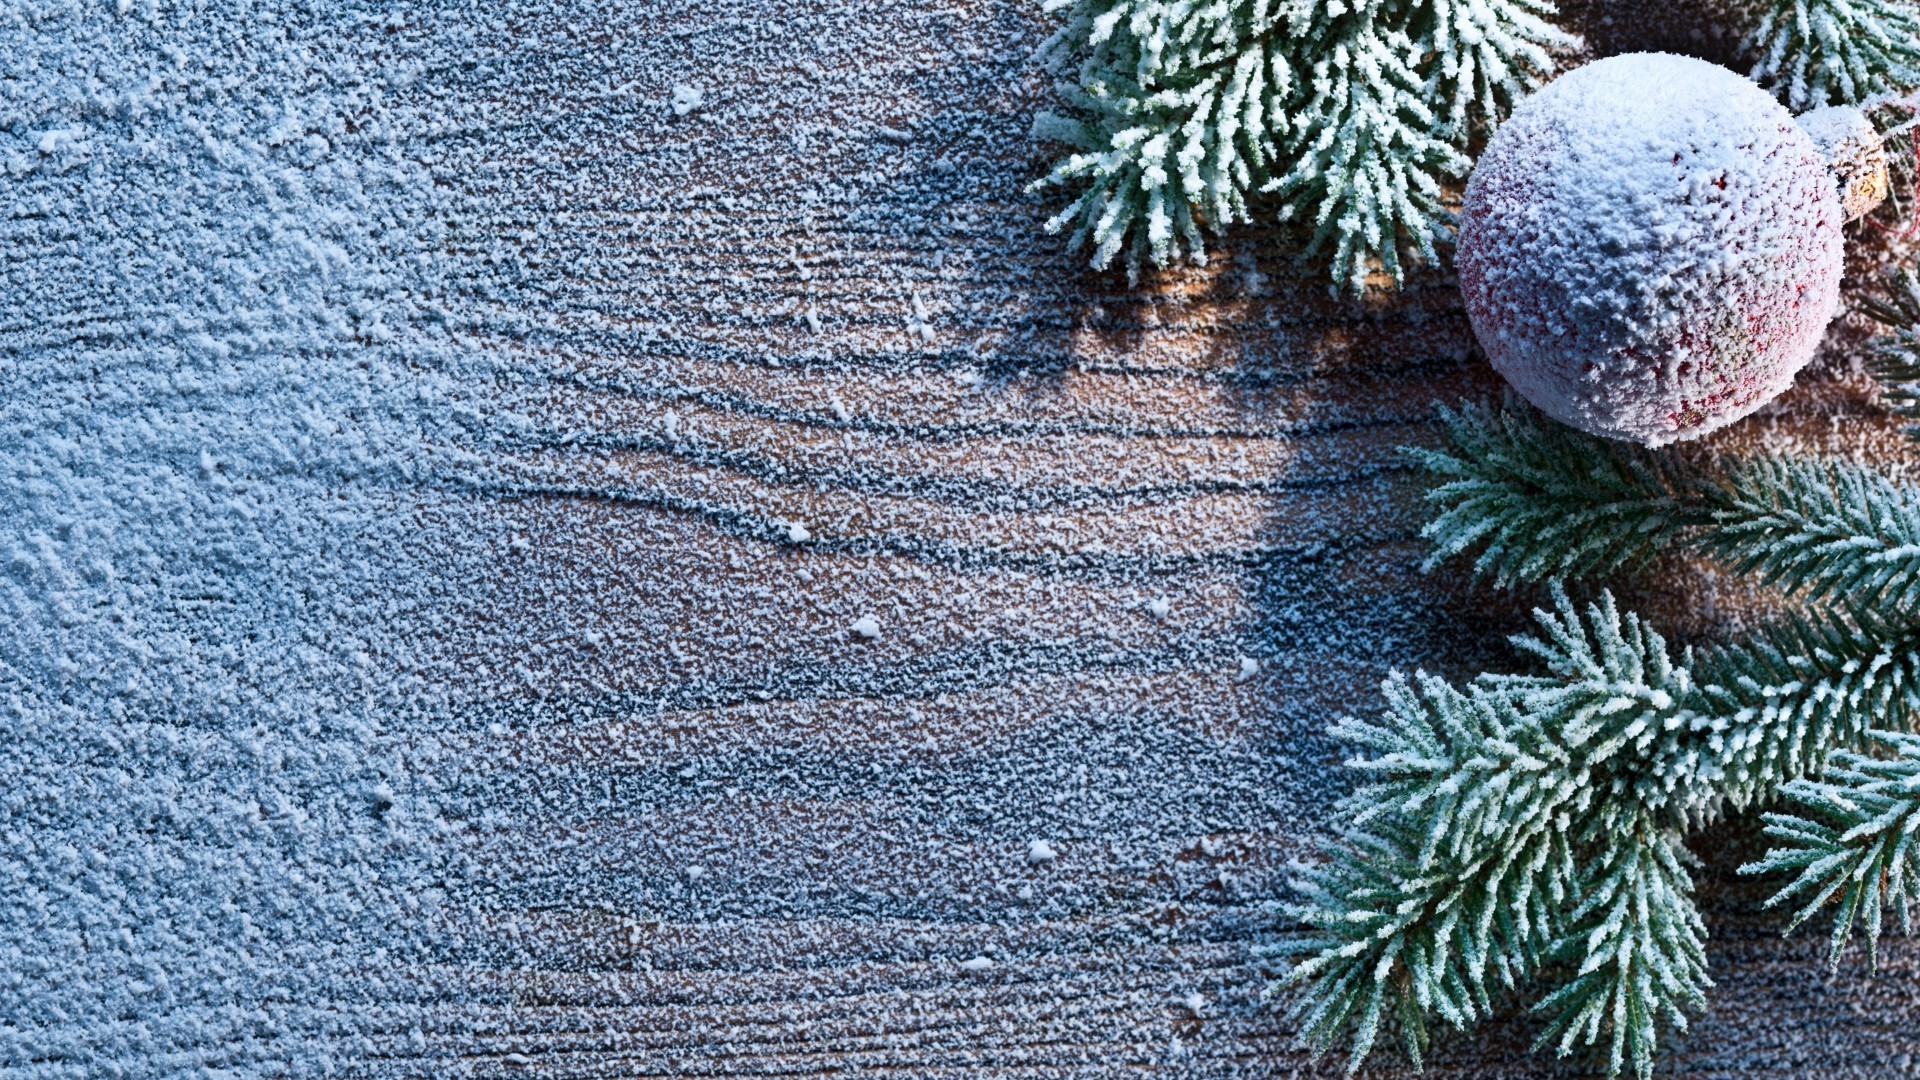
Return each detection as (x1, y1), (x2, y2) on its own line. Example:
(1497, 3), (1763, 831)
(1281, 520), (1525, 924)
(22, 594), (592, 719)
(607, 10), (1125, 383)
(1797, 106), (1890, 222)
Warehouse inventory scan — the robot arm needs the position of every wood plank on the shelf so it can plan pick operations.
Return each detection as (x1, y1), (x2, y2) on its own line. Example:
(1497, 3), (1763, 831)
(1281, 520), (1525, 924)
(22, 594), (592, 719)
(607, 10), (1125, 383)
(342, 0), (1920, 1074)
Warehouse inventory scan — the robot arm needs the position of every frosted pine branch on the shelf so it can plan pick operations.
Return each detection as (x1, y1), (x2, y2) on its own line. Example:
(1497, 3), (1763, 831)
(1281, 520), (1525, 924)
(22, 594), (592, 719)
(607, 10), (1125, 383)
(1031, 0), (1573, 289)
(1704, 457), (1920, 611)
(1410, 402), (1705, 586)
(1744, 0), (1920, 110)
(1742, 729), (1920, 967)
(1689, 606), (1920, 814)
(1266, 0), (1575, 291)
(1280, 670), (1597, 1072)
(1861, 264), (1920, 435)
(1264, 5), (1465, 292)
(1031, 0), (1287, 277)
(1416, 402), (1920, 610)
(1531, 832), (1710, 1080)
(1284, 586), (1920, 1073)
(1281, 810), (1573, 1071)
(1029, 0), (1287, 277)
(1285, 589), (1699, 1074)
(1423, 0), (1573, 135)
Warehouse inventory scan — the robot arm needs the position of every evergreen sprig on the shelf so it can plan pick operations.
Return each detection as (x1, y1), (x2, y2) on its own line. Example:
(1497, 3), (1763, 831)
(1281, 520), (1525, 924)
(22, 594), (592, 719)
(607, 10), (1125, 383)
(1031, 0), (1574, 290)
(1703, 457), (1920, 611)
(1264, 3), (1464, 292)
(1284, 392), (1920, 1074)
(1031, 0), (1288, 277)
(1285, 583), (1920, 1075)
(1284, 775), (1572, 1071)
(1530, 831), (1709, 1080)
(1408, 401), (1705, 587)
(1690, 604), (1920, 813)
(1283, 589), (1695, 1073)
(1744, 0), (1920, 111)
(1414, 401), (1920, 610)
(1742, 730), (1920, 968)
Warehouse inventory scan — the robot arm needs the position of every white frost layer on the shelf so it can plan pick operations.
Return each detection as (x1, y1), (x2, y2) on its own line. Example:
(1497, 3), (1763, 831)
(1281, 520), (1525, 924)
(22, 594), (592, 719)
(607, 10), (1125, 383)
(3, 0), (1412, 1073)
(0, 4), (500, 1073)
(1457, 52), (1843, 446)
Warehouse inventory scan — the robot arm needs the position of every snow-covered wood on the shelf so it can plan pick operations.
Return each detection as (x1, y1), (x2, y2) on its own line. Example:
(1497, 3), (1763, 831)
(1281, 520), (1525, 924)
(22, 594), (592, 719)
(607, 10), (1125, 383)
(7, 0), (1920, 1075)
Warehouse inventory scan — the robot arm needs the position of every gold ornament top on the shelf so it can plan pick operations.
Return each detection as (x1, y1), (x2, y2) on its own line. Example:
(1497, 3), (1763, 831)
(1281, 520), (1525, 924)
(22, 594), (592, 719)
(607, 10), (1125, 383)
(1798, 106), (1891, 222)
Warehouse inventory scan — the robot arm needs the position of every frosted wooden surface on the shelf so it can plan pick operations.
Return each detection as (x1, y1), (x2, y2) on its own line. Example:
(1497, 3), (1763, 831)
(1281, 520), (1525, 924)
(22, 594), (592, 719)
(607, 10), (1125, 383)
(361, 1), (1920, 1074)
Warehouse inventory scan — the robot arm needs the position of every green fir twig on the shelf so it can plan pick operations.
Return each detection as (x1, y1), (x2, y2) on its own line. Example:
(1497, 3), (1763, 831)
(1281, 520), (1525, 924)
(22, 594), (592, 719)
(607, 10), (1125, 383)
(1286, 385), (1920, 1075)
(1412, 401), (1920, 610)
(1742, 730), (1920, 968)
(1744, 0), (1920, 110)
(1030, 0), (1575, 290)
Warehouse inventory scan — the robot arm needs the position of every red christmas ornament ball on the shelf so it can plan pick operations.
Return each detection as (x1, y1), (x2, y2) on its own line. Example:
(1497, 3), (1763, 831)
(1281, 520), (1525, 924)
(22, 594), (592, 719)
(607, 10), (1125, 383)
(1456, 53), (1844, 446)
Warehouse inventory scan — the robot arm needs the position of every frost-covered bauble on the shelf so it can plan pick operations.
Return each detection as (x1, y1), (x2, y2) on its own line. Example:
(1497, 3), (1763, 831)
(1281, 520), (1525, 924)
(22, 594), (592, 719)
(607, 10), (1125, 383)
(1457, 52), (1844, 446)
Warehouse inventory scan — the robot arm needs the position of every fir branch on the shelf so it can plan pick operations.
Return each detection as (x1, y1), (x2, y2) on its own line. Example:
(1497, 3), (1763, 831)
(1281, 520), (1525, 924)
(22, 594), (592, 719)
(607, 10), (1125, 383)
(1690, 605), (1920, 814)
(1702, 456), (1920, 612)
(1409, 402), (1705, 587)
(1484, 588), (1695, 822)
(1282, 800), (1573, 1071)
(1415, 402), (1920, 610)
(1284, 587), (1920, 1073)
(1283, 588), (1704, 1074)
(1265, 0), (1575, 292)
(1744, 0), (1920, 111)
(1031, 0), (1572, 289)
(1422, 0), (1573, 136)
(1031, 0), (1287, 277)
(1264, 4), (1466, 292)
(1742, 729), (1920, 968)
(1860, 264), (1920, 434)
(1531, 830), (1710, 1080)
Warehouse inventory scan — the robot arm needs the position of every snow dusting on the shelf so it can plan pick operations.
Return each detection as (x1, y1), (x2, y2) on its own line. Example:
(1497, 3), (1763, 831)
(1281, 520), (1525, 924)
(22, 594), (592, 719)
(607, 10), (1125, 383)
(3, 0), (1386, 1072)
(2, 1), (485, 1072)
(7, 0), (1910, 1076)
